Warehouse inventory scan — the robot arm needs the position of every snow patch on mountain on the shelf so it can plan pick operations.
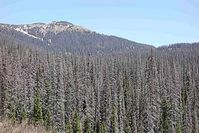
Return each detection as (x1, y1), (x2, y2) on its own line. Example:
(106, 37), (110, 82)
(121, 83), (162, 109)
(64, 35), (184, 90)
(15, 28), (43, 40)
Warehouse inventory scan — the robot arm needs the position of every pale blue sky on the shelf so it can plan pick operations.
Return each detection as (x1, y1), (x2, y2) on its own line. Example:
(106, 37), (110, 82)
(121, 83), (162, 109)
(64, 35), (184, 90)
(0, 0), (199, 46)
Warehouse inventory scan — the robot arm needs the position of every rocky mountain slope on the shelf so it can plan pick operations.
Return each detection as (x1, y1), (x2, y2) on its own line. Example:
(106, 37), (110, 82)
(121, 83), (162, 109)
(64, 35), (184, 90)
(0, 21), (152, 54)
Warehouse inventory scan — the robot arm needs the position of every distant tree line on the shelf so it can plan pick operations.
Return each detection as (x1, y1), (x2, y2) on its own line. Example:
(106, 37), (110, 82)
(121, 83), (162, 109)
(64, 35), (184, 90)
(0, 40), (199, 133)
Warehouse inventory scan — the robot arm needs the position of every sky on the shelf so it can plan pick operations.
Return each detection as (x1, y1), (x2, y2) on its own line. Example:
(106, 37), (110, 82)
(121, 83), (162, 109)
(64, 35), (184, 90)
(0, 0), (199, 46)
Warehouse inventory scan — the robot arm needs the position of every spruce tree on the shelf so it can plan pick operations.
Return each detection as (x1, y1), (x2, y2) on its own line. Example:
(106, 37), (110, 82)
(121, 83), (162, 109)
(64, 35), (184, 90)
(33, 89), (43, 124)
(160, 98), (172, 133)
(122, 71), (131, 133)
(110, 106), (117, 133)
(84, 117), (91, 133)
(142, 50), (161, 133)
(99, 122), (108, 133)
(21, 106), (28, 121)
(73, 112), (83, 133)
(44, 109), (52, 130)
(176, 123), (182, 133)
(66, 119), (73, 133)
(7, 101), (16, 122)
(43, 80), (52, 129)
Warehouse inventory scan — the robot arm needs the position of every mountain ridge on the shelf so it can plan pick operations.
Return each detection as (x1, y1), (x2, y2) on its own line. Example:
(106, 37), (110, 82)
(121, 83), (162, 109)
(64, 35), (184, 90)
(0, 21), (153, 54)
(0, 21), (198, 49)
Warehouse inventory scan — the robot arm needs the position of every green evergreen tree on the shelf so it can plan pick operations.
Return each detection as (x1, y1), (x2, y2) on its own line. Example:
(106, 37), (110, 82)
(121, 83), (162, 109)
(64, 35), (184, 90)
(181, 68), (190, 133)
(66, 119), (73, 133)
(123, 71), (132, 133)
(176, 123), (182, 133)
(84, 118), (91, 133)
(44, 109), (52, 130)
(94, 120), (100, 133)
(16, 103), (28, 123)
(21, 106), (28, 121)
(160, 98), (172, 133)
(110, 106), (117, 133)
(7, 101), (16, 123)
(33, 89), (43, 124)
(73, 112), (83, 133)
(124, 118), (131, 133)
(42, 80), (52, 129)
(125, 126), (131, 133)
(99, 122), (108, 133)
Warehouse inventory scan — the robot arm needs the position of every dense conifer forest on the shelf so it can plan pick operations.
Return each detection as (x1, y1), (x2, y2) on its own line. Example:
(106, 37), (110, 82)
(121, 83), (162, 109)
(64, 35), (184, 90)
(0, 39), (199, 133)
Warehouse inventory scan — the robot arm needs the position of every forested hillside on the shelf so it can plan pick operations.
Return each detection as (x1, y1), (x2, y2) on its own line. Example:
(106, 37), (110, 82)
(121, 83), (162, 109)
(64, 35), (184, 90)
(0, 22), (152, 54)
(0, 39), (199, 133)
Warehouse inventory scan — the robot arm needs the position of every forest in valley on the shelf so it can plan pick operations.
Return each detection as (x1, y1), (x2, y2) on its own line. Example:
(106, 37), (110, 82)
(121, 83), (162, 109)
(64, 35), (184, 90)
(0, 40), (199, 133)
